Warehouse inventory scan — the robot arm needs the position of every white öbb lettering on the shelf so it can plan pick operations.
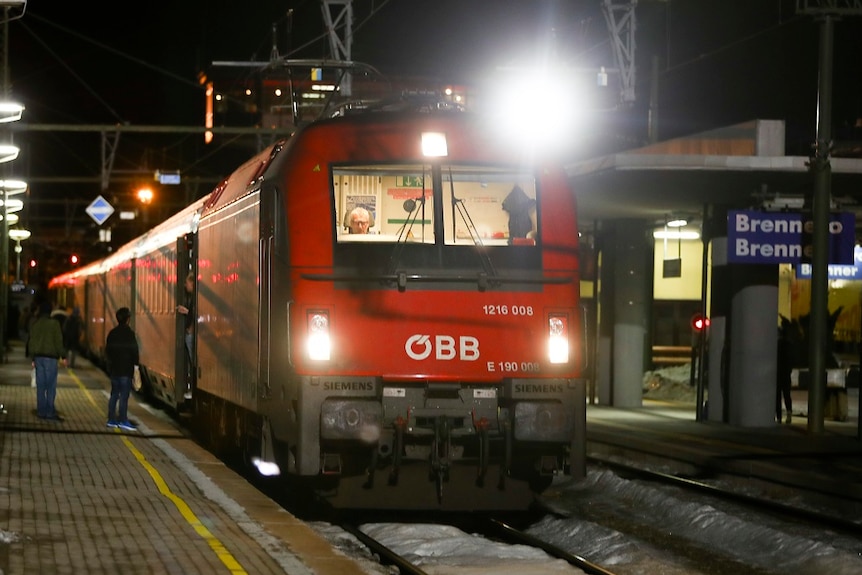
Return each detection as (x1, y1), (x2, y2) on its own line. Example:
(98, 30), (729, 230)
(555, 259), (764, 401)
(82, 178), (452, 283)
(405, 334), (480, 361)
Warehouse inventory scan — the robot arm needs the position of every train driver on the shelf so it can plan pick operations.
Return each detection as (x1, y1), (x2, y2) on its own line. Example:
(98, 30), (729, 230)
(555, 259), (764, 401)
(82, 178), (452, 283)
(347, 207), (372, 234)
(502, 185), (537, 244)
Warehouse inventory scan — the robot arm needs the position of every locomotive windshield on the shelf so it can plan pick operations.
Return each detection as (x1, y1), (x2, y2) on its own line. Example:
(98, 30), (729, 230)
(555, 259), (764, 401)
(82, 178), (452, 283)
(334, 164), (538, 246)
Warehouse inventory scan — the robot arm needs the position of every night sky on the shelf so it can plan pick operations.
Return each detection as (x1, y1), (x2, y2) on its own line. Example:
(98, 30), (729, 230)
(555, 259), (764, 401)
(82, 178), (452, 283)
(10, 2), (858, 136)
(4, 0), (862, 276)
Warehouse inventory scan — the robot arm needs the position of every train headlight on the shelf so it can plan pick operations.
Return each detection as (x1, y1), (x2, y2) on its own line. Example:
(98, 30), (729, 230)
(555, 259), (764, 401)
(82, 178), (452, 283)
(421, 132), (448, 157)
(320, 400), (382, 442)
(307, 310), (331, 361)
(251, 457), (281, 477)
(513, 401), (573, 442)
(548, 314), (569, 364)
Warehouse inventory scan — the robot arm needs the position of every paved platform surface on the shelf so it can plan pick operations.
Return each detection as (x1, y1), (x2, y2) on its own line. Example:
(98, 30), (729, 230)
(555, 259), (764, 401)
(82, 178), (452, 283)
(0, 340), (369, 575)
(586, 391), (862, 505)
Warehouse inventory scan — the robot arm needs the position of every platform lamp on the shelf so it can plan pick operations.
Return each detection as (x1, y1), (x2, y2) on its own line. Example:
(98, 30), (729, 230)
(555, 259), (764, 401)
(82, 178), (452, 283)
(0, 4), (26, 350)
(0, 144), (18, 163)
(0, 174), (24, 352)
(0, 196), (23, 214)
(8, 228), (29, 282)
(2, 201), (24, 281)
(0, 175), (21, 352)
(0, 102), (23, 124)
(136, 185), (154, 232)
(0, 179), (26, 196)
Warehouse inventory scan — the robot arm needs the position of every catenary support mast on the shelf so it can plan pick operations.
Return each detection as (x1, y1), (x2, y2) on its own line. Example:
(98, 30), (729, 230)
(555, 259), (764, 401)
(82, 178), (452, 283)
(797, 0), (862, 434)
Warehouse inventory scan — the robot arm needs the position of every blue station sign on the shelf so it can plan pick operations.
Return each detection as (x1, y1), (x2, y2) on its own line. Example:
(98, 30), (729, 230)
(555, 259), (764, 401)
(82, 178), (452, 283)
(86, 195), (115, 226)
(797, 245), (862, 280)
(727, 210), (855, 265)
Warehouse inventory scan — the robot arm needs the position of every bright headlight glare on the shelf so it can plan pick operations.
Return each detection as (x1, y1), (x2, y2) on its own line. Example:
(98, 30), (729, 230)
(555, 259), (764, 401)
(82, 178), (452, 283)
(421, 132), (448, 157)
(548, 314), (569, 364)
(307, 311), (331, 360)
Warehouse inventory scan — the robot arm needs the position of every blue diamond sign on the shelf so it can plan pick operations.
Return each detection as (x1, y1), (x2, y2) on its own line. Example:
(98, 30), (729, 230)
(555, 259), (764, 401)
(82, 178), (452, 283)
(86, 195), (115, 226)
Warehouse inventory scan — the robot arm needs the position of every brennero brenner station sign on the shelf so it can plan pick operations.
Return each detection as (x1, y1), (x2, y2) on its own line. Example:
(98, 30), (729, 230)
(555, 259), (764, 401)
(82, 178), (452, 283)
(727, 210), (855, 265)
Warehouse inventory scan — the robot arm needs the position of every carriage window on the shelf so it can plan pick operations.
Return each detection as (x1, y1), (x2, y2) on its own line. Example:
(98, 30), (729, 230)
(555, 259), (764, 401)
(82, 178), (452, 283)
(333, 165), (538, 246)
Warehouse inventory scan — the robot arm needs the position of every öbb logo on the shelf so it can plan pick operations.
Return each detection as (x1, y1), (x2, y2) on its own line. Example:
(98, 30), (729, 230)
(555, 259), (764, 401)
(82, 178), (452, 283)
(405, 335), (480, 361)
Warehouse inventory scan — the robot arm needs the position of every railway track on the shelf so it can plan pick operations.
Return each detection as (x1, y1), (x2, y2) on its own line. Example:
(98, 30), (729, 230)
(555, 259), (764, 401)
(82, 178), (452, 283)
(334, 516), (620, 575)
(586, 455), (862, 535)
(531, 459), (862, 574)
(486, 519), (616, 575)
(230, 433), (862, 574)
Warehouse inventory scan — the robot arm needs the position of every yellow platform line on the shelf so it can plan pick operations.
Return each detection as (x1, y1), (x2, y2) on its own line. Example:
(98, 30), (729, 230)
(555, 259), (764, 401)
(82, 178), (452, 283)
(68, 368), (248, 575)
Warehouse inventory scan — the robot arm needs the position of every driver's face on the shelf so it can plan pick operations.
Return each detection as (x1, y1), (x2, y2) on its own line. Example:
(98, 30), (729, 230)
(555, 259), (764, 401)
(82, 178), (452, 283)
(349, 216), (370, 234)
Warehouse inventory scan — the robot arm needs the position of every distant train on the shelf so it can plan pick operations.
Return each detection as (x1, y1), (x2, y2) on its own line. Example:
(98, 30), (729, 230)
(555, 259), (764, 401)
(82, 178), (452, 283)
(50, 96), (587, 511)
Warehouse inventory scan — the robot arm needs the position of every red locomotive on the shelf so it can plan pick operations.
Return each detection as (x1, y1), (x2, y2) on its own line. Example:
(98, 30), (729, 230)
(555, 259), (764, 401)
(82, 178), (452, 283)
(51, 95), (587, 510)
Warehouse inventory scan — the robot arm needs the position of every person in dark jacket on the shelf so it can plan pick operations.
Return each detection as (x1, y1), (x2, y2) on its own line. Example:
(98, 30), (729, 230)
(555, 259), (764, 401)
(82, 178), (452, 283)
(27, 301), (67, 421)
(63, 306), (83, 368)
(176, 272), (196, 399)
(105, 307), (140, 431)
(502, 185), (537, 243)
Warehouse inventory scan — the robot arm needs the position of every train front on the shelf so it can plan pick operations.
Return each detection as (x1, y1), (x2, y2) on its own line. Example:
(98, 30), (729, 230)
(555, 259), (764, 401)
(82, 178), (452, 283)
(277, 112), (586, 511)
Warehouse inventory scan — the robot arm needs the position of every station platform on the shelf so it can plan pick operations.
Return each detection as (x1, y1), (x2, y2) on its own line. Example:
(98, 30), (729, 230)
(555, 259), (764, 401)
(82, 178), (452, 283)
(585, 390), (862, 508)
(0, 340), (368, 575)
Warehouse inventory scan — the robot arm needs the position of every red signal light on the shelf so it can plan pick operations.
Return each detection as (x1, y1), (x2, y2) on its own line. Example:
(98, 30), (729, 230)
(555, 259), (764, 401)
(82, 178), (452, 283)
(70, 254), (79, 265)
(691, 314), (710, 331)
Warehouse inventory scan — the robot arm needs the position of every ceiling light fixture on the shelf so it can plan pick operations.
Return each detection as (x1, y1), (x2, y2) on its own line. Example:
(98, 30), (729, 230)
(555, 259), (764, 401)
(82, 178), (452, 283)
(654, 229), (700, 240)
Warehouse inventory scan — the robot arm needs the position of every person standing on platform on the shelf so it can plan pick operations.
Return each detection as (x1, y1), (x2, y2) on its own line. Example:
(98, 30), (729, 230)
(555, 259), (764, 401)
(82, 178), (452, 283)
(27, 301), (67, 421)
(63, 306), (83, 368)
(18, 304), (31, 342)
(105, 307), (139, 431)
(776, 323), (793, 424)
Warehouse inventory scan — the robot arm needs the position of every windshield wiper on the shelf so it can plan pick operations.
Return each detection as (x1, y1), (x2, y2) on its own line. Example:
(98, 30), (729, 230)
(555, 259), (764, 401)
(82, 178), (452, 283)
(386, 196), (427, 275)
(448, 168), (497, 278)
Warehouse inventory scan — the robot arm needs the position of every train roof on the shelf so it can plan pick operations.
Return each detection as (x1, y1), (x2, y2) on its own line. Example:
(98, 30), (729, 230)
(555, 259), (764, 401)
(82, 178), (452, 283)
(49, 104), (538, 289)
(49, 194), (211, 287)
(49, 138), (289, 287)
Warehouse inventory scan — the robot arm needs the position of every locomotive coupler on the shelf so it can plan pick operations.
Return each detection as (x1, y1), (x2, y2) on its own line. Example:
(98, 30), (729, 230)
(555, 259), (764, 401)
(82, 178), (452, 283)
(388, 416), (406, 486)
(430, 416), (452, 503)
(429, 417), (451, 480)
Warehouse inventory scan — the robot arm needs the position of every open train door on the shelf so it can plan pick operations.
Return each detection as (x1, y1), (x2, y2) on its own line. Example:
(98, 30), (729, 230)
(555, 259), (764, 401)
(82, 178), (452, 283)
(176, 233), (197, 411)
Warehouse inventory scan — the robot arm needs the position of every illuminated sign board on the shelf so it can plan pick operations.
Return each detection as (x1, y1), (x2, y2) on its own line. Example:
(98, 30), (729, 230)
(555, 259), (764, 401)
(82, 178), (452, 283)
(727, 210), (854, 265)
(797, 246), (862, 280)
(155, 170), (181, 185)
(86, 195), (114, 226)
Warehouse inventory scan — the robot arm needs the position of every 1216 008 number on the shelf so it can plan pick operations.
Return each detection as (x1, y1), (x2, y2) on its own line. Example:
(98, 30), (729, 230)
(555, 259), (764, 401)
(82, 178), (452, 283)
(483, 305), (534, 316)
